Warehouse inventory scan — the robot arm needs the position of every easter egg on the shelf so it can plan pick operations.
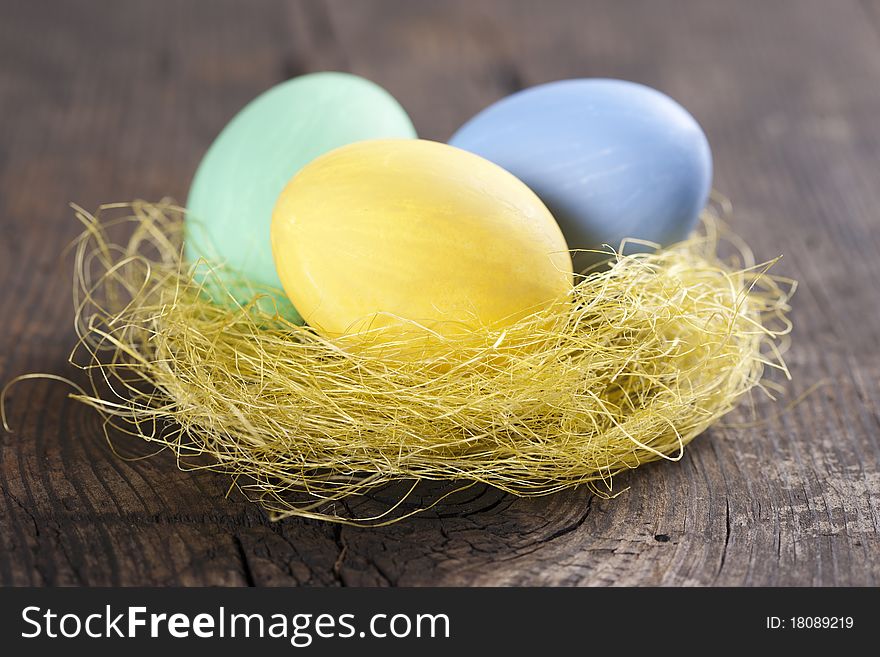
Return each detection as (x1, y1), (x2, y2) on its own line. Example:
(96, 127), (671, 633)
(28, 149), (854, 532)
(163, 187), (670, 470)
(449, 79), (712, 270)
(186, 72), (417, 321)
(271, 139), (573, 349)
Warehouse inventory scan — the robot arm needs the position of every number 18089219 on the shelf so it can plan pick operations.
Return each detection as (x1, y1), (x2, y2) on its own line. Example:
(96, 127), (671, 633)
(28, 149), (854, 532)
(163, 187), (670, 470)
(766, 616), (854, 630)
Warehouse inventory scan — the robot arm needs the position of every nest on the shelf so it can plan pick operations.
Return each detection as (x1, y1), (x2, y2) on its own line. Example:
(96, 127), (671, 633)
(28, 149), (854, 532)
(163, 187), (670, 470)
(15, 199), (793, 525)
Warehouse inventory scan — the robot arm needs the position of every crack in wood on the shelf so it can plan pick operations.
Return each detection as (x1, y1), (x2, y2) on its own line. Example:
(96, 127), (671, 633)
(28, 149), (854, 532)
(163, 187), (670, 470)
(233, 535), (256, 587)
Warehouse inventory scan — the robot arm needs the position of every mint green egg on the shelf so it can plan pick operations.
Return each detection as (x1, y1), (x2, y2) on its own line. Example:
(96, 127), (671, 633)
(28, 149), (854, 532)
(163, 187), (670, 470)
(185, 72), (417, 322)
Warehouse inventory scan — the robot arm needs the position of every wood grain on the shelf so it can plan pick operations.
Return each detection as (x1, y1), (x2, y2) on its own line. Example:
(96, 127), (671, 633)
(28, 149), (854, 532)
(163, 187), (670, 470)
(1, 0), (878, 586)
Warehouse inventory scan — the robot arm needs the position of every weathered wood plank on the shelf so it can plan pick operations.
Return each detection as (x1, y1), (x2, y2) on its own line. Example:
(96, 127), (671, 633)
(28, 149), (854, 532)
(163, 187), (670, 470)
(1, 0), (878, 586)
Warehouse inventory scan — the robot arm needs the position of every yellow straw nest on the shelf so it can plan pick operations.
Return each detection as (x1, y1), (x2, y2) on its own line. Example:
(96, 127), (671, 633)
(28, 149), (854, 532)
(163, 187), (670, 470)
(45, 199), (793, 525)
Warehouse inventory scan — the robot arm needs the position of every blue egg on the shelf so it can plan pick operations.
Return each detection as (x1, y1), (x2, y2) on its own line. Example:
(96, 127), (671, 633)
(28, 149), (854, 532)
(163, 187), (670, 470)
(449, 79), (713, 270)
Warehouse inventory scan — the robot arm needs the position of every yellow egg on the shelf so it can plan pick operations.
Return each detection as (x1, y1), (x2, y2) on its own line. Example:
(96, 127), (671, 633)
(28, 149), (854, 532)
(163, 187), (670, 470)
(271, 139), (573, 349)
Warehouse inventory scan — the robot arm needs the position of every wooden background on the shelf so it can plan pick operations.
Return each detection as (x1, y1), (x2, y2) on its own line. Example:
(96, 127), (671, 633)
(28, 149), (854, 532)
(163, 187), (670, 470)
(1, 0), (879, 586)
